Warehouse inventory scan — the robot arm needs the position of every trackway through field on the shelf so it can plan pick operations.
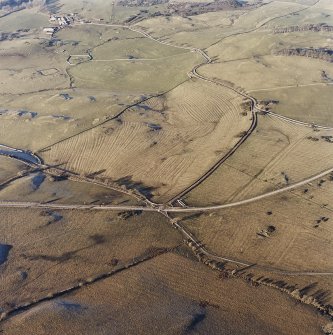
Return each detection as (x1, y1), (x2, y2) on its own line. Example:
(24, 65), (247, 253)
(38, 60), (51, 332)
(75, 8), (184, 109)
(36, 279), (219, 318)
(1, 151), (333, 277)
(1, 0), (332, 278)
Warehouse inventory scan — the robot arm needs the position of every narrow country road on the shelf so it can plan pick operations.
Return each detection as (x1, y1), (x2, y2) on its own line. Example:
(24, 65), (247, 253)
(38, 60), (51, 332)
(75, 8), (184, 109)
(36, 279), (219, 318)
(0, 0), (331, 280)
(1, 165), (333, 213)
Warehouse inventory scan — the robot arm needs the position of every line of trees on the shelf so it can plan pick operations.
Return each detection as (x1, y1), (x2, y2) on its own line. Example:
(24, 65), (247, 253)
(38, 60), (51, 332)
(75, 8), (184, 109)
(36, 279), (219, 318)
(273, 23), (333, 34)
(275, 48), (333, 63)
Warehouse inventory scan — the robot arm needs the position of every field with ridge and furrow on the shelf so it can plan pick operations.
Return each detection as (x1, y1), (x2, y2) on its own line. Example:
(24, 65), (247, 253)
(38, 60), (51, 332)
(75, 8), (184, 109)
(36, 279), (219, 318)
(181, 173), (333, 276)
(40, 79), (252, 202)
(185, 114), (333, 206)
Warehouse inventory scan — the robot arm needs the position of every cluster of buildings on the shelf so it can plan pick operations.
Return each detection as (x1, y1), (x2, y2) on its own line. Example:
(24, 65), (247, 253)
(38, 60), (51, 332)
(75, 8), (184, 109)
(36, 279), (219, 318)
(43, 14), (76, 35)
(49, 15), (72, 26)
(43, 27), (58, 35)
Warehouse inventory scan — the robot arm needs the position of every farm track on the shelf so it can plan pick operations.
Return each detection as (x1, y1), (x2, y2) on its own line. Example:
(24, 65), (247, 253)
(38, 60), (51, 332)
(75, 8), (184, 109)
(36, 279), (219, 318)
(3, 195), (331, 277)
(1, 0), (332, 262)
(38, 0), (324, 204)
(63, 21), (259, 205)
(1, 165), (333, 214)
(1, 2), (333, 324)
(267, 111), (333, 130)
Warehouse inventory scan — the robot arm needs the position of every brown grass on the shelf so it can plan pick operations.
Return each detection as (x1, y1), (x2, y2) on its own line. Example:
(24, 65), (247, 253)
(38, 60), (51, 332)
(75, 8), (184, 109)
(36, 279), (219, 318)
(40, 79), (251, 201)
(0, 157), (26, 184)
(0, 208), (181, 312)
(182, 175), (333, 273)
(186, 114), (333, 206)
(0, 253), (326, 335)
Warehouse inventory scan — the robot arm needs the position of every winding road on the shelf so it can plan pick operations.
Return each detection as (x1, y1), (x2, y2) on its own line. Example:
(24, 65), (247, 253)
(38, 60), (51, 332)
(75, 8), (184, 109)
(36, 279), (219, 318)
(1, 164), (333, 213)
(1, 0), (332, 278)
(1, 158), (333, 215)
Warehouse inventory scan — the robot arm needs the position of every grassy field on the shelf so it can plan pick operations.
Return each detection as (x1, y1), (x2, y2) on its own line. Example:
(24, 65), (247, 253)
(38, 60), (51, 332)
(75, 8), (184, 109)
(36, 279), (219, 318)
(200, 55), (333, 125)
(92, 36), (190, 60)
(1, 253), (328, 335)
(207, 29), (333, 62)
(201, 55), (333, 92)
(136, 0), (306, 49)
(180, 177), (333, 306)
(185, 114), (333, 206)
(0, 157), (27, 184)
(55, 0), (115, 19)
(253, 85), (333, 127)
(0, 208), (181, 313)
(182, 174), (333, 273)
(54, 24), (141, 56)
(135, 11), (243, 49)
(72, 26), (200, 93)
(0, 171), (140, 205)
(195, 0), (333, 126)
(1, 1), (333, 333)
(0, 88), (139, 151)
(232, 1), (306, 29)
(40, 79), (251, 202)
(69, 52), (202, 93)
(262, 3), (333, 28)
(0, 17), (192, 152)
(0, 8), (49, 31)
(0, 37), (68, 95)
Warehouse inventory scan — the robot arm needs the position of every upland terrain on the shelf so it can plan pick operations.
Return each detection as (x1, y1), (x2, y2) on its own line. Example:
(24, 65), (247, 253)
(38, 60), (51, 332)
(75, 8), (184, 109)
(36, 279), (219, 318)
(0, 0), (333, 334)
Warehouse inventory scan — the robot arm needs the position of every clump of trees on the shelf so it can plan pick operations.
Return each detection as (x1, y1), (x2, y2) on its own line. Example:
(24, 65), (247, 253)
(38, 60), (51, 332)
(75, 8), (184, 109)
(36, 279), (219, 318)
(118, 0), (168, 6)
(167, 0), (243, 17)
(0, 31), (20, 41)
(118, 0), (247, 18)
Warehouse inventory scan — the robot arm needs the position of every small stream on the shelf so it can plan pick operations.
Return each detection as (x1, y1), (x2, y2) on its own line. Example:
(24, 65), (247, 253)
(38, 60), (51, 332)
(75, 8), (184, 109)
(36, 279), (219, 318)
(0, 243), (12, 266)
(0, 144), (42, 165)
